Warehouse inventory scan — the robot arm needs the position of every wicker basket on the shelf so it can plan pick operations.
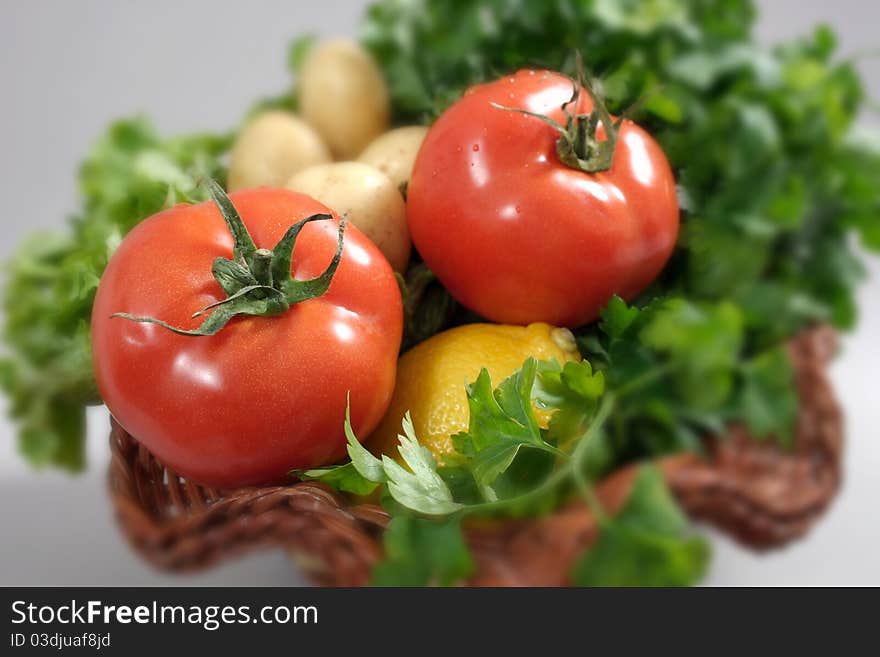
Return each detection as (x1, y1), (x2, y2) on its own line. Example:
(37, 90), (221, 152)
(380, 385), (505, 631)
(108, 325), (843, 586)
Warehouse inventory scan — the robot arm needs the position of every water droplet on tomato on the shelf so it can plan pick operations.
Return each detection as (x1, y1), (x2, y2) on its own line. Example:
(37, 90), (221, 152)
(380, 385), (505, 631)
(472, 144), (480, 152)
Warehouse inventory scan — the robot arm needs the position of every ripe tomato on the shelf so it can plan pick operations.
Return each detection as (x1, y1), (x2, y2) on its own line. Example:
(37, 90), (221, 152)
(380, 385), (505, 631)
(92, 186), (402, 488)
(407, 69), (679, 327)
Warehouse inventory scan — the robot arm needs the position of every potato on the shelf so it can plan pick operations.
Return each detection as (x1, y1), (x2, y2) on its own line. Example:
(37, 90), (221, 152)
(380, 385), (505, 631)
(298, 39), (390, 160)
(286, 162), (410, 272)
(357, 126), (429, 191)
(227, 111), (330, 192)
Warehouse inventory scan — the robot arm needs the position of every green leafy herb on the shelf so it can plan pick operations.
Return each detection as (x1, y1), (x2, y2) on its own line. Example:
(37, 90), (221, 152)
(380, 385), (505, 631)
(736, 346), (798, 447)
(298, 399), (383, 495)
(296, 462), (378, 496)
(451, 359), (552, 500)
(371, 514), (474, 586)
(534, 359), (605, 446)
(300, 405), (462, 516)
(571, 465), (710, 587)
(580, 296), (799, 467)
(384, 413), (463, 515)
(343, 399), (388, 484)
(304, 357), (603, 516)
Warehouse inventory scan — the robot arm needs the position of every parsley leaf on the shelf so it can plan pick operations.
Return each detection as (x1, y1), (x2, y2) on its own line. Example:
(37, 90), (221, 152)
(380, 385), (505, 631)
(297, 463), (377, 496)
(303, 403), (461, 516)
(343, 400), (387, 484)
(451, 359), (553, 499)
(736, 346), (799, 447)
(534, 359), (604, 445)
(599, 294), (641, 339)
(581, 296), (799, 464)
(298, 397), (384, 494)
(572, 465), (710, 587)
(639, 298), (743, 410)
(382, 412), (462, 515)
(371, 514), (474, 586)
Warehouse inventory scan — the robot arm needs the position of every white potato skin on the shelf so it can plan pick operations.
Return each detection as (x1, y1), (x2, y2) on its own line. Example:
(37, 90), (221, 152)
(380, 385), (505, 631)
(298, 39), (390, 160)
(286, 162), (410, 272)
(227, 111), (330, 192)
(357, 126), (429, 190)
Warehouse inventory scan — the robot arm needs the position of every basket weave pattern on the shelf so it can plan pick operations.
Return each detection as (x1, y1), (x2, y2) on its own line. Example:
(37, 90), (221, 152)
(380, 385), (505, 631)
(109, 326), (842, 586)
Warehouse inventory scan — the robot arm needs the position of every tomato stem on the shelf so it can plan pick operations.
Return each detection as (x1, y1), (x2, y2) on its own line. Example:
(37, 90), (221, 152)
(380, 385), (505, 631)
(111, 180), (345, 336)
(251, 248), (274, 288)
(490, 53), (623, 174)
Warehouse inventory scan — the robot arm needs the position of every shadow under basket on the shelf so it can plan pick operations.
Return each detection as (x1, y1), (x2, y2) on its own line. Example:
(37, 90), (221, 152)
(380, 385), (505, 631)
(108, 326), (843, 586)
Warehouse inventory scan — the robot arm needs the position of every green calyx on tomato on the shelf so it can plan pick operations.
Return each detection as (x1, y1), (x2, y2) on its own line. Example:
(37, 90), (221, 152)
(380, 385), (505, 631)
(112, 179), (346, 336)
(490, 54), (622, 174)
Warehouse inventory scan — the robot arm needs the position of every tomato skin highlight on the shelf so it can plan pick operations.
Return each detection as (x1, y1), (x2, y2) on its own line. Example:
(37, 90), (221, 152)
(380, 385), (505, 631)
(92, 188), (403, 488)
(407, 70), (679, 327)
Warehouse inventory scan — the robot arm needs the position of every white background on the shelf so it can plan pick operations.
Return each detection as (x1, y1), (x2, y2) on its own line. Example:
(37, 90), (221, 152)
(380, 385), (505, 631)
(0, 0), (877, 585)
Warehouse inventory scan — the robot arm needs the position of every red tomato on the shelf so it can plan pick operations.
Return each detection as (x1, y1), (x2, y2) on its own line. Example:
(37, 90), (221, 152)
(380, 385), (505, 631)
(92, 187), (402, 488)
(407, 69), (679, 327)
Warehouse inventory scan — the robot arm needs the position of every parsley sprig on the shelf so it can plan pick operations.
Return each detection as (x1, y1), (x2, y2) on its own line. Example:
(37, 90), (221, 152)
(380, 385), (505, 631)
(299, 357), (608, 515)
(300, 294), (800, 585)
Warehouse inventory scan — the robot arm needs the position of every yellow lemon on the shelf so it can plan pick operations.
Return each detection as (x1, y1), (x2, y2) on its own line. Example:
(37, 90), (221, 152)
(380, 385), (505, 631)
(368, 322), (580, 464)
